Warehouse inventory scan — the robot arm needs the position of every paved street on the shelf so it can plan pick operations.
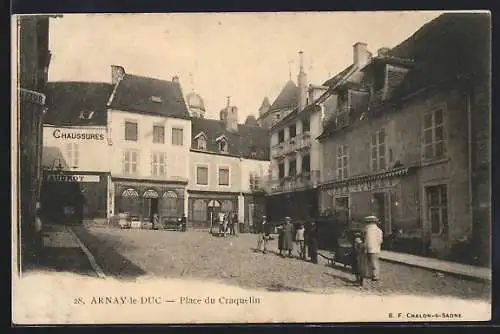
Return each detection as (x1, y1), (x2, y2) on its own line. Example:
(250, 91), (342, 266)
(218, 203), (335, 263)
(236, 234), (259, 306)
(72, 226), (490, 302)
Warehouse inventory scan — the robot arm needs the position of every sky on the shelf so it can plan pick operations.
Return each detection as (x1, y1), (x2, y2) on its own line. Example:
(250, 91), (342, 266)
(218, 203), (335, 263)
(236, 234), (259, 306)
(48, 11), (447, 122)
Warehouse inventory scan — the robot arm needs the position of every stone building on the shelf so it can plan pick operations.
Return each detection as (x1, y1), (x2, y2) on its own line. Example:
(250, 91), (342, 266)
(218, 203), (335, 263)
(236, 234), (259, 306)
(187, 96), (270, 229)
(16, 15), (53, 269)
(317, 13), (490, 263)
(265, 51), (326, 221)
(107, 66), (191, 225)
(41, 82), (114, 224)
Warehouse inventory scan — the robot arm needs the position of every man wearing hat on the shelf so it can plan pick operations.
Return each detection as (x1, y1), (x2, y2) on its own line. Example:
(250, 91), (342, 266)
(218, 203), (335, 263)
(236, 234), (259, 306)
(256, 215), (270, 253)
(363, 215), (383, 281)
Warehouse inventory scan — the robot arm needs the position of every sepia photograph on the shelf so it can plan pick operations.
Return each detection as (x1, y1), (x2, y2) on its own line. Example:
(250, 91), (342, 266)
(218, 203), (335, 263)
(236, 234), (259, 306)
(12, 11), (491, 324)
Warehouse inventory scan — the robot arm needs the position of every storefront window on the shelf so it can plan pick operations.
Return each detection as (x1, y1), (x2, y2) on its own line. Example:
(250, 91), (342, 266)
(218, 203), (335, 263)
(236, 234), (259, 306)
(193, 199), (207, 221)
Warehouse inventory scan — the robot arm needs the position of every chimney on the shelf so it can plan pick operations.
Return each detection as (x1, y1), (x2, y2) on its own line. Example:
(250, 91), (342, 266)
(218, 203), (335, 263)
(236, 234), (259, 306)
(377, 47), (390, 57)
(353, 42), (371, 68)
(111, 65), (125, 85)
(172, 75), (179, 83)
(226, 106), (238, 132)
(297, 51), (308, 110)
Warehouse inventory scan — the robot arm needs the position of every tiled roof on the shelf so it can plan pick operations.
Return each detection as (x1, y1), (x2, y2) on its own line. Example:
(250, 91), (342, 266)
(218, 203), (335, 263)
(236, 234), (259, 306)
(244, 115), (259, 126)
(269, 80), (298, 111)
(317, 13), (490, 140)
(108, 74), (190, 119)
(44, 82), (113, 126)
(259, 97), (271, 110)
(191, 117), (269, 160)
(322, 64), (355, 87)
(387, 12), (490, 100)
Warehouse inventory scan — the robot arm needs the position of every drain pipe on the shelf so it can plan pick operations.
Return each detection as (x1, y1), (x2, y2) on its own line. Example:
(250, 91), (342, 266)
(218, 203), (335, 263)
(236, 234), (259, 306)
(466, 87), (473, 239)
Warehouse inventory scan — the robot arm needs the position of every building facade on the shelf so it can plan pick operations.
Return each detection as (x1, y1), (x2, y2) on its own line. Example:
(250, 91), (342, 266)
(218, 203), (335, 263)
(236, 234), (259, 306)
(265, 52), (328, 221)
(16, 15), (52, 268)
(317, 13), (490, 262)
(41, 82), (113, 224)
(187, 97), (270, 229)
(107, 66), (191, 225)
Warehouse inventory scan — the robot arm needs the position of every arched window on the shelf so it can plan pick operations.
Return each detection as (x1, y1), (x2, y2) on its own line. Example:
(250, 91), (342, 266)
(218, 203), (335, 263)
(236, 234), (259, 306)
(162, 191), (178, 217)
(193, 199), (207, 222)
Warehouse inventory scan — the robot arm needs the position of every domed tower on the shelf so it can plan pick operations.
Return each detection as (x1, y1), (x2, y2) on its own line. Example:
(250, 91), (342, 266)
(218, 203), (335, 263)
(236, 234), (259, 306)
(186, 91), (206, 118)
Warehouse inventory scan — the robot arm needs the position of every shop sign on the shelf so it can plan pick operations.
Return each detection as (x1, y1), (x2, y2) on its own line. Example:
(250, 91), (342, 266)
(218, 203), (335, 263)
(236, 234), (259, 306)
(44, 174), (100, 183)
(52, 129), (105, 141)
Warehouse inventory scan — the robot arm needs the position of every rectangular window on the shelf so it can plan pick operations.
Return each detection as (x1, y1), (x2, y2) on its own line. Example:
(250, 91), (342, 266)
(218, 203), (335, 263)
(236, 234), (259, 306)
(250, 174), (261, 190)
(302, 153), (311, 174)
(196, 166), (208, 185)
(152, 124), (165, 144)
(426, 185), (448, 235)
(172, 128), (184, 146)
(123, 150), (138, 175)
(288, 159), (297, 177)
(125, 121), (138, 141)
(336, 144), (349, 179)
(66, 143), (79, 168)
(278, 130), (285, 143)
(289, 125), (296, 138)
(423, 108), (446, 160)
(302, 118), (310, 133)
(151, 152), (167, 176)
(218, 167), (230, 186)
(278, 162), (285, 179)
(371, 129), (386, 172)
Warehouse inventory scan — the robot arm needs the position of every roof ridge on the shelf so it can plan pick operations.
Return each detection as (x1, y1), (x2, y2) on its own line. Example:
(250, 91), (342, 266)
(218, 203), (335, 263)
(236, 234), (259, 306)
(125, 73), (177, 85)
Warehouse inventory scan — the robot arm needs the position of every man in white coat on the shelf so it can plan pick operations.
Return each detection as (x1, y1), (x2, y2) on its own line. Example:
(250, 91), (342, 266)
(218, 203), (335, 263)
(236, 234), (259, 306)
(364, 215), (383, 281)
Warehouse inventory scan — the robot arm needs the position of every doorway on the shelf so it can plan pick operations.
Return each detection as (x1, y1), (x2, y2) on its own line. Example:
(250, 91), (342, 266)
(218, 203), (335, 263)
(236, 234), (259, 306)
(372, 192), (386, 231)
(144, 197), (159, 220)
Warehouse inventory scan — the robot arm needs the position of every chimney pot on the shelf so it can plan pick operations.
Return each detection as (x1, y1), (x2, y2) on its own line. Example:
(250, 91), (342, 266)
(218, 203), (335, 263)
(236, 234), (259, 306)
(353, 42), (371, 68)
(111, 65), (125, 85)
(377, 47), (390, 57)
(172, 75), (179, 83)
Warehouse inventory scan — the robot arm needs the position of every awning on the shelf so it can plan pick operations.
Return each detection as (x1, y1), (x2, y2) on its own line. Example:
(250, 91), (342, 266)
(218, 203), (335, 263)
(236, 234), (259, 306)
(320, 166), (414, 191)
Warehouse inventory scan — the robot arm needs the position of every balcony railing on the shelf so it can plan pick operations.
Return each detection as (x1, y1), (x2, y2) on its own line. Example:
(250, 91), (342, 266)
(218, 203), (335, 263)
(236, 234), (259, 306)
(261, 170), (321, 194)
(271, 142), (286, 159)
(296, 132), (312, 151)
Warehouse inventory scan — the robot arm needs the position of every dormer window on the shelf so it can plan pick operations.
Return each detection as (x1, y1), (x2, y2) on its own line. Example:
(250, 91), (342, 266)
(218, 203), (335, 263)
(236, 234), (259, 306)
(215, 135), (229, 153)
(79, 110), (95, 120)
(197, 136), (207, 150)
(219, 139), (228, 153)
(151, 96), (163, 103)
(194, 132), (207, 150)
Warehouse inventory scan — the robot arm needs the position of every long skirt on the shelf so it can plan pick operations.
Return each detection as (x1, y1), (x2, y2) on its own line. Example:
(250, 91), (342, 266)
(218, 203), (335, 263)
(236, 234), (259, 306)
(353, 250), (368, 278)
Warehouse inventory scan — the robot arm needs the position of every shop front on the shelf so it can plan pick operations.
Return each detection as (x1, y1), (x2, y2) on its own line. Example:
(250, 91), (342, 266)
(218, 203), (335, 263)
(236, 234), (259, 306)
(40, 171), (109, 224)
(187, 191), (239, 229)
(319, 166), (419, 235)
(112, 178), (186, 226)
(265, 188), (319, 223)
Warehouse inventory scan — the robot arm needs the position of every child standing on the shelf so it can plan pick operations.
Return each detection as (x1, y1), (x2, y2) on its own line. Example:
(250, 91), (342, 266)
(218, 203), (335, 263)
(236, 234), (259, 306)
(352, 231), (367, 286)
(295, 224), (305, 260)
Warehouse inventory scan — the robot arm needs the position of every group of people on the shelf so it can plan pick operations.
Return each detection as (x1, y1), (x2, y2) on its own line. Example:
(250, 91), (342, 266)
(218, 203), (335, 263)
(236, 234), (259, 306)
(211, 212), (238, 237)
(256, 216), (320, 264)
(255, 214), (384, 286)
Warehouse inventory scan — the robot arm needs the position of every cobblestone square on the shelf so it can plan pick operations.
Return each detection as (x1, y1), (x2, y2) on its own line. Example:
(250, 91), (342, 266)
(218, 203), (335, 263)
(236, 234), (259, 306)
(72, 226), (490, 302)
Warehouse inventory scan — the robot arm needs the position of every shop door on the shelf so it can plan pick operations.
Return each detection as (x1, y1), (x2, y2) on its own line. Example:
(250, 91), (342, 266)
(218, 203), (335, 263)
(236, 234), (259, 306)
(373, 192), (391, 234)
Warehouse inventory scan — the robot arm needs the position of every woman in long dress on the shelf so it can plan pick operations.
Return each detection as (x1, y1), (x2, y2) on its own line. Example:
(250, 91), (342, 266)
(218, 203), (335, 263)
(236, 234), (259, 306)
(281, 218), (294, 257)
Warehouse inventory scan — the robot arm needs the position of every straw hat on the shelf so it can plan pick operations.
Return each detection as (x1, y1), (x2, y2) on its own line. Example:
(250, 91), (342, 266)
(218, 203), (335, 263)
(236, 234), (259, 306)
(363, 215), (380, 224)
